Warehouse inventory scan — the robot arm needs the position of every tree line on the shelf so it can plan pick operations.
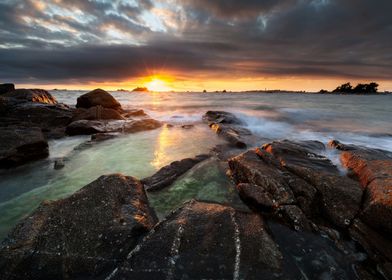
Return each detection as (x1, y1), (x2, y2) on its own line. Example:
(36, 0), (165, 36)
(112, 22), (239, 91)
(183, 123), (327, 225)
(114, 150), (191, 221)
(331, 82), (379, 93)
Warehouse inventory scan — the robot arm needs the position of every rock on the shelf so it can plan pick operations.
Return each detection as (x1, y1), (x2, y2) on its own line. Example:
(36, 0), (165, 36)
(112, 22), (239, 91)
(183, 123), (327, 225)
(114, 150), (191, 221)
(203, 110), (244, 125)
(210, 123), (251, 148)
(123, 109), (147, 118)
(0, 174), (158, 279)
(181, 124), (194, 129)
(228, 150), (295, 210)
(2, 89), (57, 104)
(142, 154), (210, 191)
(53, 158), (65, 170)
(66, 119), (162, 136)
(277, 205), (314, 231)
(0, 126), (48, 168)
(0, 83), (15, 94)
(76, 89), (121, 111)
(263, 140), (362, 228)
(0, 101), (73, 139)
(107, 200), (283, 279)
(330, 140), (392, 235)
(349, 219), (392, 279)
(72, 106), (125, 121)
(91, 133), (119, 142)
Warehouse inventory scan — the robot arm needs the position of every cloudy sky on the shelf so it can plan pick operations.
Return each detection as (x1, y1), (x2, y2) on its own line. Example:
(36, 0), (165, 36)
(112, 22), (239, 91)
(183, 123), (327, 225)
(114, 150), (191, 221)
(1, 0), (391, 91)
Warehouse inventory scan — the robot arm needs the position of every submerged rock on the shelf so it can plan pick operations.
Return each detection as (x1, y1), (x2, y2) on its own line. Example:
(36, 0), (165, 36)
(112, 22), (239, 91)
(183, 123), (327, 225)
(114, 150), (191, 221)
(0, 126), (49, 168)
(142, 154), (210, 191)
(107, 200), (283, 279)
(0, 83), (15, 95)
(0, 174), (158, 279)
(66, 118), (162, 136)
(76, 88), (122, 111)
(330, 140), (392, 235)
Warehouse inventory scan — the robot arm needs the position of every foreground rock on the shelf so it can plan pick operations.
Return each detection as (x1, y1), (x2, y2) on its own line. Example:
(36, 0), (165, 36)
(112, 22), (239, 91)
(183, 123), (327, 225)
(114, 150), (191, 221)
(203, 111), (256, 148)
(66, 118), (162, 135)
(0, 83), (15, 94)
(0, 89), (73, 138)
(76, 88), (122, 111)
(0, 127), (49, 168)
(330, 140), (392, 235)
(229, 140), (363, 229)
(2, 89), (57, 104)
(107, 200), (283, 279)
(0, 174), (158, 280)
(72, 106), (125, 121)
(142, 154), (210, 191)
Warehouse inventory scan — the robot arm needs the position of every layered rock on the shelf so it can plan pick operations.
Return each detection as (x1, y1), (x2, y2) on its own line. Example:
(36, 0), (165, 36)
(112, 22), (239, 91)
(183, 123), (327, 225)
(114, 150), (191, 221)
(0, 174), (158, 280)
(66, 118), (162, 136)
(203, 111), (256, 148)
(76, 89), (121, 111)
(107, 200), (283, 279)
(0, 126), (49, 168)
(229, 140), (363, 229)
(330, 140), (392, 235)
(142, 154), (210, 191)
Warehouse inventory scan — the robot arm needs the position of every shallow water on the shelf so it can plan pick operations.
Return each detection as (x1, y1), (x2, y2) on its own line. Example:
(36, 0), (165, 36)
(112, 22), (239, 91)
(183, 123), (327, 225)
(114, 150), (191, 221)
(0, 90), (391, 239)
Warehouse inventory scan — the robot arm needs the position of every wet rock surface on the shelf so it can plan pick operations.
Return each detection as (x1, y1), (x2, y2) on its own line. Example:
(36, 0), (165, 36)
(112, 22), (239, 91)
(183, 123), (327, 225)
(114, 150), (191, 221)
(203, 111), (259, 148)
(330, 140), (392, 235)
(0, 174), (158, 280)
(107, 200), (283, 280)
(142, 154), (210, 191)
(66, 118), (162, 135)
(1, 89), (58, 104)
(0, 126), (49, 168)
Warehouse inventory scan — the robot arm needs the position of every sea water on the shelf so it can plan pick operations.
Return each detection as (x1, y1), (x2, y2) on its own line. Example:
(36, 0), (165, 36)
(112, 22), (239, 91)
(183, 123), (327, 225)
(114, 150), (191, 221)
(0, 91), (391, 238)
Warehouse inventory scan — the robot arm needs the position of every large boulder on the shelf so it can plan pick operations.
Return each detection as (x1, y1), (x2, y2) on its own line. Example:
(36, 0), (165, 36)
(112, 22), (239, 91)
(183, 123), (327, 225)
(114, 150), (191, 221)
(66, 119), (162, 136)
(330, 140), (392, 235)
(0, 83), (15, 94)
(72, 106), (125, 121)
(2, 89), (57, 104)
(0, 174), (158, 279)
(76, 89), (121, 111)
(0, 126), (49, 168)
(107, 200), (283, 279)
(142, 154), (210, 191)
(203, 110), (244, 125)
(0, 102), (73, 139)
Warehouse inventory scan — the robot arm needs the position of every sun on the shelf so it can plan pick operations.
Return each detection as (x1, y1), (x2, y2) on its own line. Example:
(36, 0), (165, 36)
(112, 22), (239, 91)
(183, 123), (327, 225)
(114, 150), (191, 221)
(145, 77), (171, 92)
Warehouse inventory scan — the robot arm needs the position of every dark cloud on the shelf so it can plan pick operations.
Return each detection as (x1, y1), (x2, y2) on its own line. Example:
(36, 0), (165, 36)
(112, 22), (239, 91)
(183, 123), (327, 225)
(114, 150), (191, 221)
(0, 0), (392, 84)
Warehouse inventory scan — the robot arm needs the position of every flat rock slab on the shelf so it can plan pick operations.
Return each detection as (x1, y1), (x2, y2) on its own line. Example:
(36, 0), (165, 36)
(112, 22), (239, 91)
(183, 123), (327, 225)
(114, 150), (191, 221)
(142, 154), (210, 191)
(0, 126), (48, 168)
(0, 174), (158, 280)
(108, 200), (283, 280)
(66, 118), (162, 135)
(330, 140), (392, 235)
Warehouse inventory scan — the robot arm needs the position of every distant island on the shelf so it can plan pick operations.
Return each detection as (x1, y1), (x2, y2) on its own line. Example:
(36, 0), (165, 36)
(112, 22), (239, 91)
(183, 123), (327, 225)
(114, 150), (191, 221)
(132, 87), (149, 92)
(319, 82), (381, 94)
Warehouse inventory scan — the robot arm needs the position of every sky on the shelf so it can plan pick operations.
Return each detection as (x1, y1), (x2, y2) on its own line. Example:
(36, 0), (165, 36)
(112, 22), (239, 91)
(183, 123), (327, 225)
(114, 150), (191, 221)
(0, 0), (392, 92)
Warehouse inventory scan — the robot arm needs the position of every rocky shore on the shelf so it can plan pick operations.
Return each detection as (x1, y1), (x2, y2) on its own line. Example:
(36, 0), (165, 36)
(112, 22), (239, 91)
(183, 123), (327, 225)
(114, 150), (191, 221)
(0, 84), (391, 279)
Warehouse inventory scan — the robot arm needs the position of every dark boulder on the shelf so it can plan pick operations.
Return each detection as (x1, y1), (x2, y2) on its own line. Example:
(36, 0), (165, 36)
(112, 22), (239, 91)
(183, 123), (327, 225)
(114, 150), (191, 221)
(330, 140), (392, 235)
(203, 110), (244, 125)
(210, 123), (251, 148)
(0, 174), (158, 279)
(2, 89), (57, 104)
(107, 200), (283, 279)
(66, 119), (162, 136)
(72, 106), (125, 121)
(0, 102), (73, 139)
(0, 126), (48, 168)
(76, 89), (121, 111)
(0, 83), (15, 94)
(142, 154), (210, 191)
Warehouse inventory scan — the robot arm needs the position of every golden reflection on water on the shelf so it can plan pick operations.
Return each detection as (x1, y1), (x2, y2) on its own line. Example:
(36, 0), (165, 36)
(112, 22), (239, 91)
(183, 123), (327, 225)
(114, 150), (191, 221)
(151, 125), (177, 169)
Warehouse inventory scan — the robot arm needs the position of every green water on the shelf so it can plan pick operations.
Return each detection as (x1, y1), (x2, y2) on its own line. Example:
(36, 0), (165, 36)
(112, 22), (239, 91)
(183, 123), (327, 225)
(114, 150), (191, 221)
(0, 125), (225, 239)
